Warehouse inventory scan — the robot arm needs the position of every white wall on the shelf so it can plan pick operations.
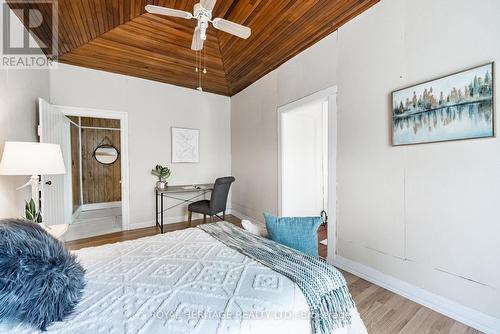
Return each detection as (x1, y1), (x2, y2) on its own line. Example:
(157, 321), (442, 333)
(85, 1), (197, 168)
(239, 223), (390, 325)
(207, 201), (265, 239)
(231, 33), (338, 221)
(0, 1), (50, 218)
(336, 0), (500, 322)
(50, 63), (231, 227)
(231, 0), (500, 328)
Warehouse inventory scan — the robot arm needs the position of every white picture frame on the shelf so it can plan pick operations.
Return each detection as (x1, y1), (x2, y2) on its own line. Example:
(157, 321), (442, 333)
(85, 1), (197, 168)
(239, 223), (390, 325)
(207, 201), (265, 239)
(171, 127), (200, 163)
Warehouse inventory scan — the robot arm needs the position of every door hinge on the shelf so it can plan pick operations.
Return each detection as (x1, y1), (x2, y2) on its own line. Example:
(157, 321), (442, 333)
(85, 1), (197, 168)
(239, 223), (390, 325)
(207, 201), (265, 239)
(37, 125), (41, 137)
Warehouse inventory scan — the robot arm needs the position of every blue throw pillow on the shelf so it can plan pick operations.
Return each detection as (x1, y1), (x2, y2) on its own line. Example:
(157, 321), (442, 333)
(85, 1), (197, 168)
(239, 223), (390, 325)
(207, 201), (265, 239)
(264, 213), (322, 257)
(0, 219), (85, 331)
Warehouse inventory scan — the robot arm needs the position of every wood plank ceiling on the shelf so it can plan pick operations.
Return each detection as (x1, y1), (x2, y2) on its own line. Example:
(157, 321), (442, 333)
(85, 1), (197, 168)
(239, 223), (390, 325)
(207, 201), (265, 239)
(8, 0), (379, 96)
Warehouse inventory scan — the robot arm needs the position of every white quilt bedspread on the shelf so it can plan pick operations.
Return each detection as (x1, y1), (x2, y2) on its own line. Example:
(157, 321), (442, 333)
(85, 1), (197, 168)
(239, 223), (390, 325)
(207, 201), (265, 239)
(3, 227), (366, 334)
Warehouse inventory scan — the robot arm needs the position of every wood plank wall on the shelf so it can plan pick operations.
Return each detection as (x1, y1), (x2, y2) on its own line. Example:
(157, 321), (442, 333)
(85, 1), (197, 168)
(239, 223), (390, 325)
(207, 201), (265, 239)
(79, 117), (122, 204)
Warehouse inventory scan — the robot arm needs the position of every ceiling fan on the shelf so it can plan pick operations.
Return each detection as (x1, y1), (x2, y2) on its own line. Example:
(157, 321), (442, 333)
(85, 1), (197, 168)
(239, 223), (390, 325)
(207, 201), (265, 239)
(145, 0), (252, 51)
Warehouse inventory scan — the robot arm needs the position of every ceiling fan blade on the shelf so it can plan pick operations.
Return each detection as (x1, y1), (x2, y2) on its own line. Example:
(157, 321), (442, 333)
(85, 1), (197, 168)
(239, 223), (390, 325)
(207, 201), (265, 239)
(191, 26), (204, 51)
(200, 0), (217, 12)
(212, 18), (251, 39)
(145, 5), (193, 19)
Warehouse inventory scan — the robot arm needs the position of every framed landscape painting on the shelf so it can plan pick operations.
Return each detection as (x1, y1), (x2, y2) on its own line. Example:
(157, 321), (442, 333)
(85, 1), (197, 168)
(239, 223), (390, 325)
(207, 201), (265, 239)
(392, 63), (494, 146)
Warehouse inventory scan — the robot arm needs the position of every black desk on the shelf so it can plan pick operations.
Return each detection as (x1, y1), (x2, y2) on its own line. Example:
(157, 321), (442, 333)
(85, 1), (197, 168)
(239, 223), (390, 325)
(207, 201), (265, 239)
(155, 184), (214, 233)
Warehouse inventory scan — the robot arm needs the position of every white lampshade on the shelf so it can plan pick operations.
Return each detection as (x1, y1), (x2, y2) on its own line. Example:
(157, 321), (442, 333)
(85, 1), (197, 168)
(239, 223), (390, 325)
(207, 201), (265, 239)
(0, 142), (66, 175)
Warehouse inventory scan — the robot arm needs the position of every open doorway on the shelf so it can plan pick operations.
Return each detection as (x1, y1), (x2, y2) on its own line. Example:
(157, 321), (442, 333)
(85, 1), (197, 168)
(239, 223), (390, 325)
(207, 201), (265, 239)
(64, 117), (122, 241)
(38, 99), (130, 241)
(278, 87), (337, 256)
(280, 99), (328, 217)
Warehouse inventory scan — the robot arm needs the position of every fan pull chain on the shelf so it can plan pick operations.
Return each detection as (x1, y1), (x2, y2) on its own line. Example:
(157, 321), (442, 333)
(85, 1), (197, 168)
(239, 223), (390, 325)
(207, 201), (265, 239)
(195, 50), (199, 73)
(203, 47), (207, 74)
(194, 48), (206, 91)
(198, 50), (202, 91)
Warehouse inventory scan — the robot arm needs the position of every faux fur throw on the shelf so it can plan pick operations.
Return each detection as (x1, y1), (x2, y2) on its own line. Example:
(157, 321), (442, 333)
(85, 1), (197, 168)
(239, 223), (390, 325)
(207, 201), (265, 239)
(0, 219), (85, 331)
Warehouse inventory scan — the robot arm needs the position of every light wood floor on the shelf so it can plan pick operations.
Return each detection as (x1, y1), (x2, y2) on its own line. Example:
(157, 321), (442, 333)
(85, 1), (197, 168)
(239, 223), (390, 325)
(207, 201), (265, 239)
(342, 270), (481, 334)
(65, 215), (480, 334)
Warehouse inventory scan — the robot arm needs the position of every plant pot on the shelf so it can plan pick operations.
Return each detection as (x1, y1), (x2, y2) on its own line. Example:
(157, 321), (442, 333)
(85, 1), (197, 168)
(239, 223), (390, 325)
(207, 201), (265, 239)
(156, 181), (168, 190)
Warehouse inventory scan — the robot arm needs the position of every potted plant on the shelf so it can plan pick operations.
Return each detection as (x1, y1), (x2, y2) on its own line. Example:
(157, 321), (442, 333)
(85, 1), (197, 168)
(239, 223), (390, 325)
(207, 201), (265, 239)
(25, 198), (42, 224)
(152, 164), (171, 190)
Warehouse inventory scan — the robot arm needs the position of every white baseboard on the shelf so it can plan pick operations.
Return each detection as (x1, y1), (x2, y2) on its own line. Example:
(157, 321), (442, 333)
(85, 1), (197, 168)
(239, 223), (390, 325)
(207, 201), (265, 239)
(130, 220), (156, 230)
(131, 212), (217, 230)
(332, 255), (500, 334)
(130, 209), (248, 231)
(81, 201), (121, 211)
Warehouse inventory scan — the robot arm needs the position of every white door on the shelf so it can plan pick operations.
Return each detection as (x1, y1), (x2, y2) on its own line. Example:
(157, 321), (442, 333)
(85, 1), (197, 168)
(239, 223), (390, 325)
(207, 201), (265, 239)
(38, 98), (72, 226)
(280, 97), (329, 217)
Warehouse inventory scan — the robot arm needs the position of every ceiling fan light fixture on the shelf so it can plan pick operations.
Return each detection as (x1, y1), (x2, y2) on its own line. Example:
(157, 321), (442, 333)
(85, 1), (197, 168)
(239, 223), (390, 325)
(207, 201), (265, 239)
(199, 21), (209, 41)
(191, 26), (204, 51)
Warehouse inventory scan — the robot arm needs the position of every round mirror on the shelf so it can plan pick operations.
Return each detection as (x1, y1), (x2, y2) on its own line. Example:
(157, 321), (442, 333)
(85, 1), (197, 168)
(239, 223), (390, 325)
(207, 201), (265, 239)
(93, 145), (119, 165)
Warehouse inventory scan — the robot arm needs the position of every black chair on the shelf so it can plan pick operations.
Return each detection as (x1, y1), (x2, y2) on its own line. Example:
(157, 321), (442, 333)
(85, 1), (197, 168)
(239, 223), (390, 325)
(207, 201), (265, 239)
(188, 176), (235, 226)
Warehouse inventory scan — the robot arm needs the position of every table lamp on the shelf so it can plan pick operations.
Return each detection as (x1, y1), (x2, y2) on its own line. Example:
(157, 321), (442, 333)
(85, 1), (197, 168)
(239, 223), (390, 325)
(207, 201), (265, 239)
(0, 141), (66, 203)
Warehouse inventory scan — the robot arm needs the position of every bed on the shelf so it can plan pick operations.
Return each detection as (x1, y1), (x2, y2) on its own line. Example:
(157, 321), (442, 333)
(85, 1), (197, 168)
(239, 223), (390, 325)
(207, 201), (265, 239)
(4, 224), (366, 334)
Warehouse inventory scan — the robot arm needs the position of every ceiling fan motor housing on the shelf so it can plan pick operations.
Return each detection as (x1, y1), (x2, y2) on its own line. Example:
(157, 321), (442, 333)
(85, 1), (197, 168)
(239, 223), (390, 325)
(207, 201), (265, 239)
(194, 3), (211, 40)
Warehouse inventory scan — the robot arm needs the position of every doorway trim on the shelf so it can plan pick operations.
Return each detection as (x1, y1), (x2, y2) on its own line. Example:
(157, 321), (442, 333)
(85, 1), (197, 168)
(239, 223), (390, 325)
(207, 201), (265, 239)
(53, 104), (131, 231)
(277, 86), (338, 260)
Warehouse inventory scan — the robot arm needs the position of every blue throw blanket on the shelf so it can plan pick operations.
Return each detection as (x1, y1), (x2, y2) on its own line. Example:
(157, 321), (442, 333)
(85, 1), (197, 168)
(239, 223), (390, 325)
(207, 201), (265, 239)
(199, 222), (355, 334)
